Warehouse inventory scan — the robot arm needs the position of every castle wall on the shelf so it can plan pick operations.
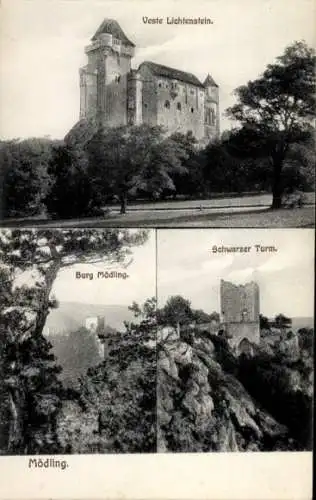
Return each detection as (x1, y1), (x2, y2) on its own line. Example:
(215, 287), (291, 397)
(203, 85), (220, 142)
(103, 50), (131, 127)
(220, 280), (260, 349)
(155, 78), (205, 139)
(79, 69), (98, 119)
(220, 280), (259, 323)
(79, 21), (220, 143)
(127, 73), (143, 125)
(138, 65), (158, 127)
(225, 322), (260, 348)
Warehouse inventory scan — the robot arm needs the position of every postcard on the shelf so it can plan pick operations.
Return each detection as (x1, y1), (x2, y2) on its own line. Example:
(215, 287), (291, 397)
(0, 0), (315, 228)
(0, 0), (314, 499)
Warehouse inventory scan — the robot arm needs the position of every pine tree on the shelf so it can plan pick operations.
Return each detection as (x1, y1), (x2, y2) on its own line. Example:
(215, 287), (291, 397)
(0, 228), (147, 453)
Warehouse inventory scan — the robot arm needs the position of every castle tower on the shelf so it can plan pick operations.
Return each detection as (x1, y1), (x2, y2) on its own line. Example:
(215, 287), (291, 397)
(79, 19), (135, 127)
(203, 74), (220, 141)
(127, 70), (143, 125)
(220, 279), (260, 350)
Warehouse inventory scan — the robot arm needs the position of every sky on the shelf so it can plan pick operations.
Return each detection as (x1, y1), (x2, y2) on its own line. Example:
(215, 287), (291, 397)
(50, 229), (156, 306)
(157, 229), (315, 318)
(11, 229), (156, 307)
(0, 0), (315, 140)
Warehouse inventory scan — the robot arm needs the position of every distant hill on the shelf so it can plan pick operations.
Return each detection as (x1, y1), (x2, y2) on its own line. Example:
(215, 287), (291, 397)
(45, 301), (134, 335)
(291, 317), (314, 331)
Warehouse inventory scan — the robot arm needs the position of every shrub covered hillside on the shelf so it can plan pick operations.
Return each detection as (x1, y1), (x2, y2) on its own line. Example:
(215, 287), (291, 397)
(56, 299), (157, 454)
(157, 329), (313, 452)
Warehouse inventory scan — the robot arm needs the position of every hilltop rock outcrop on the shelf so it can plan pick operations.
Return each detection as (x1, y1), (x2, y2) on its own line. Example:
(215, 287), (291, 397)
(157, 331), (311, 452)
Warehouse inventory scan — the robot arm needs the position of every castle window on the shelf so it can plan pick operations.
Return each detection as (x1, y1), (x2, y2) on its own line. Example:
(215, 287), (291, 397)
(115, 75), (121, 83)
(177, 102), (181, 111)
(190, 107), (194, 113)
(144, 103), (148, 109)
(164, 100), (170, 109)
(205, 108), (215, 125)
(210, 109), (215, 125)
(241, 309), (249, 322)
(158, 82), (162, 88)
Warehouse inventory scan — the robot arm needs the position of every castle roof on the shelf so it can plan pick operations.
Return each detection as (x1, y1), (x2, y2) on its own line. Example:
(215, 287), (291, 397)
(91, 19), (135, 47)
(204, 74), (218, 87)
(140, 61), (205, 88)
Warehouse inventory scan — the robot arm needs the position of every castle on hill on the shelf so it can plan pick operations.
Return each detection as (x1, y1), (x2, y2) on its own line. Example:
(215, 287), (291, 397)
(79, 19), (220, 143)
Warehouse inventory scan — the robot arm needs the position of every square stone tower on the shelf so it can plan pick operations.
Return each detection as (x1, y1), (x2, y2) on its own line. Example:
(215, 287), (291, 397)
(79, 19), (135, 127)
(220, 279), (260, 349)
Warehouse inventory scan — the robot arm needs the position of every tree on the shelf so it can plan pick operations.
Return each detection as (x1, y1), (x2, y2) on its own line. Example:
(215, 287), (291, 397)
(273, 314), (292, 329)
(45, 141), (103, 219)
(0, 138), (56, 218)
(87, 125), (189, 213)
(0, 228), (148, 453)
(260, 314), (270, 330)
(0, 266), (63, 453)
(227, 41), (316, 208)
(167, 132), (203, 198)
(45, 119), (103, 219)
(158, 296), (194, 330)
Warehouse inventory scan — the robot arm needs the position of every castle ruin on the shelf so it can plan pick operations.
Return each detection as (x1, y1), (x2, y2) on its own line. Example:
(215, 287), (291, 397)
(79, 19), (220, 143)
(85, 315), (106, 358)
(220, 279), (260, 351)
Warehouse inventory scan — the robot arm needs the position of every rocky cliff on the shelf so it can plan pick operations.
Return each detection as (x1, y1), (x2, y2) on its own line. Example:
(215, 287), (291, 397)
(158, 330), (313, 452)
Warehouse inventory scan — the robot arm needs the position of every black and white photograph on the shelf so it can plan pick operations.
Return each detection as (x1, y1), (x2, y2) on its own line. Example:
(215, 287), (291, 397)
(156, 229), (314, 452)
(0, 228), (157, 455)
(0, 0), (314, 499)
(0, 0), (315, 228)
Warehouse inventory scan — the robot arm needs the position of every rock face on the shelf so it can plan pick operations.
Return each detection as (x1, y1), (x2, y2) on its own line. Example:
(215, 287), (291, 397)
(157, 331), (300, 452)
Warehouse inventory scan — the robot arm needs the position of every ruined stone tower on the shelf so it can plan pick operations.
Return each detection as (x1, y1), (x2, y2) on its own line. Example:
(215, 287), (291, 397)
(79, 18), (220, 142)
(220, 280), (260, 350)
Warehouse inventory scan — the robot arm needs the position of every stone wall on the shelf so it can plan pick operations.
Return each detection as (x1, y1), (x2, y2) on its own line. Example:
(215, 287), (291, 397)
(155, 77), (205, 139)
(225, 322), (260, 349)
(220, 280), (260, 349)
(79, 21), (220, 142)
(220, 279), (260, 323)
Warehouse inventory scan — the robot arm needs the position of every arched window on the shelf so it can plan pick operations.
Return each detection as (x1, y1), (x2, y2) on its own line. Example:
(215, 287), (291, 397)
(165, 100), (170, 109)
(241, 309), (249, 322)
(210, 108), (215, 125)
(190, 107), (194, 113)
(177, 102), (181, 111)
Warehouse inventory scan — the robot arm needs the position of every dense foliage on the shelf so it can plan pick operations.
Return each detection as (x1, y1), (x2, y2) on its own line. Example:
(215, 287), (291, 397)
(227, 41), (315, 208)
(0, 229), (148, 454)
(1, 41), (314, 220)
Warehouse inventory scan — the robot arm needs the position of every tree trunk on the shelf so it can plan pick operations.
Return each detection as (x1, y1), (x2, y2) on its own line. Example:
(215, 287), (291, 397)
(271, 158), (283, 210)
(120, 194), (127, 214)
(7, 389), (24, 453)
(34, 260), (61, 337)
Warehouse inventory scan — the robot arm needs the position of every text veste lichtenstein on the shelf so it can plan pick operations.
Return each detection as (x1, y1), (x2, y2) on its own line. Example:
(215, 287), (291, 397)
(142, 16), (214, 25)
